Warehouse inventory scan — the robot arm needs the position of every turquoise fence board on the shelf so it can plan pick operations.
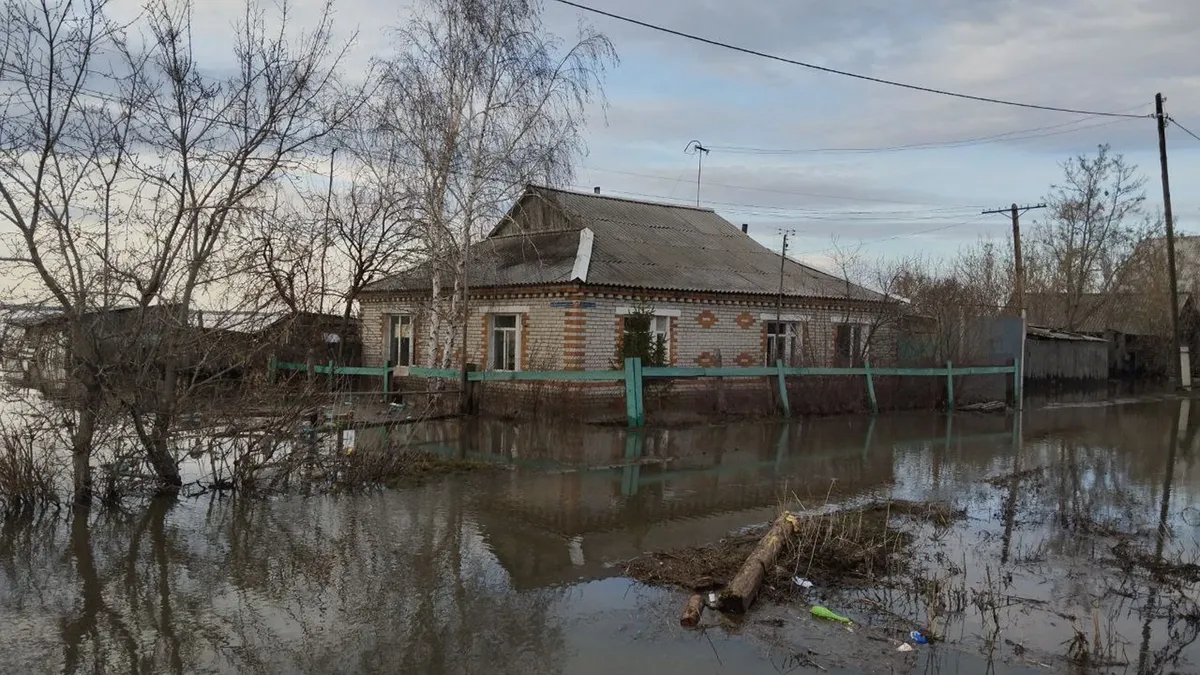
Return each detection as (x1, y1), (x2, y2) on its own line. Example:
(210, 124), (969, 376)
(274, 361), (1014, 380)
(470, 370), (624, 382)
(335, 366), (388, 376)
(865, 360), (878, 414)
(625, 358), (641, 427)
(946, 361), (955, 411)
(633, 358), (645, 426)
(407, 367), (459, 378)
(775, 360), (790, 417)
(643, 366), (778, 378)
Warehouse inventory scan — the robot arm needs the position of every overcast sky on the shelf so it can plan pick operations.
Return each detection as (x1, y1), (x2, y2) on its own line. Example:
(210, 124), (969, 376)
(107, 0), (1200, 272)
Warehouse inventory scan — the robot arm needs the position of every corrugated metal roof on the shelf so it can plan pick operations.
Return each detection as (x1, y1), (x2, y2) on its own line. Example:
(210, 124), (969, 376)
(1026, 325), (1108, 342)
(364, 186), (882, 301)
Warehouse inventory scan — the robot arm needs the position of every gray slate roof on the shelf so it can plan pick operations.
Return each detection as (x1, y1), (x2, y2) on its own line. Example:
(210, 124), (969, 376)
(364, 186), (882, 301)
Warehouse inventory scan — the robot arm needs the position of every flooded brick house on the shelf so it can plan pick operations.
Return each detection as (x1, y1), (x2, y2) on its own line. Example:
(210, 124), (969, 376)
(359, 186), (901, 375)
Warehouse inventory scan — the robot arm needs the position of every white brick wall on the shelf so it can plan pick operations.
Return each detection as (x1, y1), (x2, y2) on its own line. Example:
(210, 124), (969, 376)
(361, 290), (896, 371)
(361, 294), (566, 370)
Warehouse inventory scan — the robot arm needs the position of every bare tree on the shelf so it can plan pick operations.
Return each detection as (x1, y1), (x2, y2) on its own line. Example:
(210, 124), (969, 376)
(1025, 144), (1151, 330)
(0, 0), (132, 503)
(0, 0), (361, 501)
(246, 123), (419, 363)
(891, 240), (1012, 363)
(113, 0), (361, 489)
(827, 238), (911, 366)
(376, 0), (615, 367)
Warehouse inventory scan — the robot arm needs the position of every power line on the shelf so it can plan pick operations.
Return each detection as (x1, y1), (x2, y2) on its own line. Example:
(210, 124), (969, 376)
(583, 166), (984, 208)
(706, 115), (1143, 155)
(1170, 117), (1200, 144)
(549, 0), (1151, 119)
(578, 186), (977, 217)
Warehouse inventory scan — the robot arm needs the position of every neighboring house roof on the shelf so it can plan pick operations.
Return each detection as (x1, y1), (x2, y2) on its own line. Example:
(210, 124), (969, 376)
(364, 185), (884, 302)
(0, 303), (64, 328)
(1026, 325), (1107, 343)
(1024, 292), (1186, 335)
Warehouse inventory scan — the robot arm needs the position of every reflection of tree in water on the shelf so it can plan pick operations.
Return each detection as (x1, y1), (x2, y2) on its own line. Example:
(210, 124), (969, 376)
(0, 482), (568, 674)
(1004, 404), (1200, 673)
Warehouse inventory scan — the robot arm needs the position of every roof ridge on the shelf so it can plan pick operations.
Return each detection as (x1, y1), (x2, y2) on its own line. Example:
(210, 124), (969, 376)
(530, 184), (718, 213)
(482, 227), (581, 241)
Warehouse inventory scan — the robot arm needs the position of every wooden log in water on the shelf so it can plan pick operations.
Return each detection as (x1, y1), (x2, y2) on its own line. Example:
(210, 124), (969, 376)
(680, 593), (705, 627)
(719, 512), (801, 614)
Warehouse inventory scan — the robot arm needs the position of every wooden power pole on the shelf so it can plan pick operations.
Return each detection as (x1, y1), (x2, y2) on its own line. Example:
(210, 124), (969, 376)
(982, 203), (1046, 316)
(1156, 92), (1185, 387)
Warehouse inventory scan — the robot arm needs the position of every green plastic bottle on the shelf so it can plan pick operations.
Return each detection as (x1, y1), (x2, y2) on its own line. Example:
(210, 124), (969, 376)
(811, 605), (853, 624)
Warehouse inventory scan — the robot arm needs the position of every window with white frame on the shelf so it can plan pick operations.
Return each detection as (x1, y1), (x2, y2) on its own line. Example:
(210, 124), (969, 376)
(490, 314), (520, 371)
(387, 314), (413, 366)
(765, 321), (801, 366)
(651, 315), (671, 359)
(621, 314), (671, 363)
(835, 323), (867, 366)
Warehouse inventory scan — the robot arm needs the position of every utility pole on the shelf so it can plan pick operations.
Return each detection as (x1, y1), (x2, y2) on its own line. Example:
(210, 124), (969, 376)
(982, 202), (1045, 317)
(320, 147), (337, 318)
(685, 140), (710, 207)
(1156, 92), (1185, 388)
(775, 229), (794, 362)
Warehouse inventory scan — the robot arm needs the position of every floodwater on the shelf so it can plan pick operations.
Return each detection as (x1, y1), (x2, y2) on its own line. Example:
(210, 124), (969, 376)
(2, 398), (1200, 674)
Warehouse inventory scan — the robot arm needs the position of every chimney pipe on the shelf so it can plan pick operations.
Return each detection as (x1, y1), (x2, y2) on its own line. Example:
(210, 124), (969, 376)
(741, 223), (749, 234)
(593, 186), (600, 195)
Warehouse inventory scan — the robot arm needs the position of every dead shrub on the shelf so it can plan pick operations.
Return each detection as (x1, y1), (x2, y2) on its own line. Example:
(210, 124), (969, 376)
(0, 422), (61, 508)
(622, 500), (962, 601)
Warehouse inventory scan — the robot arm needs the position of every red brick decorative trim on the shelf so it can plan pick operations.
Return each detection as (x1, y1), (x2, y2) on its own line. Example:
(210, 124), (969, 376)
(736, 311), (755, 329)
(735, 351), (757, 367)
(520, 313), (530, 370)
(480, 314), (489, 369)
(695, 351), (717, 367)
(696, 310), (718, 328)
(669, 316), (678, 366)
(563, 308), (587, 371)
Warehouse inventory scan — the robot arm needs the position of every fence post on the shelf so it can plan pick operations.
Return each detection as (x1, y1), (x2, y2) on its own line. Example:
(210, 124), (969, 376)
(946, 360), (955, 411)
(624, 357), (644, 428)
(634, 357), (645, 426)
(382, 360), (390, 404)
(865, 358), (878, 415)
(775, 359), (790, 417)
(464, 363), (479, 415)
(328, 359), (336, 396)
(268, 354), (277, 384)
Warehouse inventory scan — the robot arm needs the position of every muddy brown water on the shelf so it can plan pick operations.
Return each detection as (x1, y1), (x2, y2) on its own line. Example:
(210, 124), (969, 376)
(3, 397), (1200, 674)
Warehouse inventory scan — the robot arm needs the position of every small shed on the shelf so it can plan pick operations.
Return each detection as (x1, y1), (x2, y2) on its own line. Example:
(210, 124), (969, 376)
(1024, 326), (1108, 381)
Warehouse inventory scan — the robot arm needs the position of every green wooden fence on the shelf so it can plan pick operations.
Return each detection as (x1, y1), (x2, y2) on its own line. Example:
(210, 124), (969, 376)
(270, 356), (1018, 428)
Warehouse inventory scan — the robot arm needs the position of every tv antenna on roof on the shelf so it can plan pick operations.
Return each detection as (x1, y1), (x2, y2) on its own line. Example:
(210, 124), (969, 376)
(684, 140), (709, 207)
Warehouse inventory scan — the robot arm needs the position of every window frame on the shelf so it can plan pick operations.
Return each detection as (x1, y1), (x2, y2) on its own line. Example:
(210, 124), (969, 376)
(835, 323), (867, 366)
(765, 320), (801, 366)
(620, 314), (673, 362)
(489, 313), (521, 371)
(387, 314), (413, 366)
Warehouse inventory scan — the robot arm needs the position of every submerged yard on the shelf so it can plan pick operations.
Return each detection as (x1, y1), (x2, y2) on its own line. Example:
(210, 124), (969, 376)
(1, 396), (1199, 674)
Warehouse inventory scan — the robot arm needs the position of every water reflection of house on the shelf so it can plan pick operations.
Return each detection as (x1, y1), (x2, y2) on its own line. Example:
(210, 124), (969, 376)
(456, 418), (932, 590)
